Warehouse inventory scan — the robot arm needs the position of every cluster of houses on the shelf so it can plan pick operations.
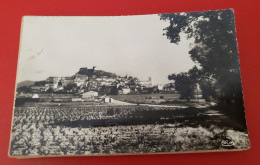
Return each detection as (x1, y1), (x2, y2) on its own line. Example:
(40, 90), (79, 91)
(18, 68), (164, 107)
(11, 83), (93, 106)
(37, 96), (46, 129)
(15, 67), (178, 104)
(15, 67), (208, 105)
(26, 67), (176, 96)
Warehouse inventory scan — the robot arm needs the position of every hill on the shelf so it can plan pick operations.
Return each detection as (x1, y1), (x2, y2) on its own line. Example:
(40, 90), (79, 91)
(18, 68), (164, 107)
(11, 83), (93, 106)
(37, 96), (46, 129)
(17, 80), (35, 88)
(94, 70), (117, 78)
(76, 67), (117, 78)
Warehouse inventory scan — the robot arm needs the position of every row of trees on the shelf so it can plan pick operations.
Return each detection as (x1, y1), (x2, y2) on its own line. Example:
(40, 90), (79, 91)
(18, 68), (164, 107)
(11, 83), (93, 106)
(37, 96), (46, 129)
(17, 82), (78, 94)
(168, 66), (216, 102)
(161, 10), (243, 104)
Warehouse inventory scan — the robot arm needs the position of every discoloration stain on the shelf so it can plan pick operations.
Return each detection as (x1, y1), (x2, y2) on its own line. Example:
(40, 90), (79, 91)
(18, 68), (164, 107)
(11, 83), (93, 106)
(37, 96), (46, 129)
(28, 55), (36, 61)
(37, 49), (43, 56)
(27, 48), (43, 61)
(35, 70), (44, 74)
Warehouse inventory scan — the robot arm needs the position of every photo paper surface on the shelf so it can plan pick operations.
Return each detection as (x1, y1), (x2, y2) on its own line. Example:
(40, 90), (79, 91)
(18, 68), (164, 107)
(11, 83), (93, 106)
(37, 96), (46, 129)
(9, 9), (250, 158)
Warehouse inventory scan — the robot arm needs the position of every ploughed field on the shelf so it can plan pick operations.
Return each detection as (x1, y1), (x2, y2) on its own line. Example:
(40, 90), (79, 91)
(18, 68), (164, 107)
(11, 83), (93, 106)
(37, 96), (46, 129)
(10, 104), (250, 157)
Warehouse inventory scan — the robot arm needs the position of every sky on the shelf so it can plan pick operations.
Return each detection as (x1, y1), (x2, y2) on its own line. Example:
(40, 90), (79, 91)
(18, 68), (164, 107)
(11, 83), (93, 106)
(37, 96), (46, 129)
(17, 14), (196, 85)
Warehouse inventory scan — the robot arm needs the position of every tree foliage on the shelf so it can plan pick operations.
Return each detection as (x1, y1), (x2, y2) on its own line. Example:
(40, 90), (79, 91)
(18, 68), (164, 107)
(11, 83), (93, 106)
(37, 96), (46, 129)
(17, 86), (31, 93)
(64, 82), (77, 92)
(161, 10), (243, 103)
(168, 72), (195, 101)
(46, 87), (54, 93)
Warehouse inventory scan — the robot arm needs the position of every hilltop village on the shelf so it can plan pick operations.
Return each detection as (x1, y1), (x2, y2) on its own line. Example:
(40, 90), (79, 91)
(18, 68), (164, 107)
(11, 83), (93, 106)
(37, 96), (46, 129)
(17, 67), (175, 98)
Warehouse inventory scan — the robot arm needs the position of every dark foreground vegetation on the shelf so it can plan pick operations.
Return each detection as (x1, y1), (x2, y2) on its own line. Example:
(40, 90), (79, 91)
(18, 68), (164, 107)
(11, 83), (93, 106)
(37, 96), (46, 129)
(10, 103), (249, 156)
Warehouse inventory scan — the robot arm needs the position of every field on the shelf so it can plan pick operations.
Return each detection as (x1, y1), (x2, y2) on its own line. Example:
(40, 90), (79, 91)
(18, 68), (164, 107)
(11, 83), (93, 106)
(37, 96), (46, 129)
(111, 93), (205, 105)
(9, 104), (250, 157)
(111, 94), (181, 104)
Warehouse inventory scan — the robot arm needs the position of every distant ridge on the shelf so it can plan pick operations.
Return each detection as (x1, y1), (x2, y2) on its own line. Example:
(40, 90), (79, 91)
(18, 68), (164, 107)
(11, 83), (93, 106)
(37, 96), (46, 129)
(17, 80), (35, 88)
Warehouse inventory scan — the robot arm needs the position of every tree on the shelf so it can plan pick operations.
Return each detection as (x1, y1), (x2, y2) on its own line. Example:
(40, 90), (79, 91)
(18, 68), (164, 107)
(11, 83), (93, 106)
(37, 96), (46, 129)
(17, 86), (31, 93)
(198, 78), (217, 102)
(64, 82), (77, 92)
(188, 66), (216, 102)
(160, 10), (243, 103)
(168, 73), (195, 101)
(128, 77), (137, 86)
(46, 87), (54, 93)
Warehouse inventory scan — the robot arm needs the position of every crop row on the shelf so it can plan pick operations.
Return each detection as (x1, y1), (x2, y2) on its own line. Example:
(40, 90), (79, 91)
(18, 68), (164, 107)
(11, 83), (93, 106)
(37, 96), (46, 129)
(10, 105), (250, 156)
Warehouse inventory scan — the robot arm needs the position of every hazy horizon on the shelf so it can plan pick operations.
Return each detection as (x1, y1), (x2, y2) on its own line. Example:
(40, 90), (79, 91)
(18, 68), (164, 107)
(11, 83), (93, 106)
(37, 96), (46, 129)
(17, 15), (196, 85)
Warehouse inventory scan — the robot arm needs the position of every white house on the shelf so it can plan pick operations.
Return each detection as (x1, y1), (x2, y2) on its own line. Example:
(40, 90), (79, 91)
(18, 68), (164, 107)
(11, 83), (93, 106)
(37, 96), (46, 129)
(139, 77), (152, 87)
(104, 97), (113, 103)
(32, 94), (39, 98)
(72, 98), (82, 102)
(158, 84), (164, 91)
(82, 91), (98, 99)
(122, 88), (131, 94)
(53, 83), (58, 89)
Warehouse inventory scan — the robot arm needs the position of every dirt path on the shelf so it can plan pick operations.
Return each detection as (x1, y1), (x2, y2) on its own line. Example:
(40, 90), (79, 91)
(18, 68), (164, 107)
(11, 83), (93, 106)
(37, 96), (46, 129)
(204, 110), (225, 116)
(139, 104), (188, 108)
(110, 98), (188, 108)
(110, 99), (136, 105)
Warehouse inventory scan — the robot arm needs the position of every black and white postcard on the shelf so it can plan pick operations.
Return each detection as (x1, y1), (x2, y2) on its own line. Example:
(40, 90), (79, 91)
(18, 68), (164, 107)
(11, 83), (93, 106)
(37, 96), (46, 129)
(9, 9), (250, 158)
